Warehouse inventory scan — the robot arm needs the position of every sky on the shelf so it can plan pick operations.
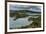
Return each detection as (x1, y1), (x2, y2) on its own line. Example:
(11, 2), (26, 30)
(10, 4), (41, 12)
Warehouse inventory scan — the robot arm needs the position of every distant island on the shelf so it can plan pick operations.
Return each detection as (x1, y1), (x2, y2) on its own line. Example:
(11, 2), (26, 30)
(10, 10), (41, 13)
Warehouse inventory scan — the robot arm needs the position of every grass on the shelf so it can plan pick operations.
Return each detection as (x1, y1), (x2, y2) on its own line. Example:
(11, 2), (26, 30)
(20, 15), (41, 28)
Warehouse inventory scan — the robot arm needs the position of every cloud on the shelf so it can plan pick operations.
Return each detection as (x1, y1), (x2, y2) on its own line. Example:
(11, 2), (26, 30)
(10, 4), (41, 12)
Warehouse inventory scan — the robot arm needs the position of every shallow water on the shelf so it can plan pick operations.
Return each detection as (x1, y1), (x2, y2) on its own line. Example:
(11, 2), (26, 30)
(9, 16), (33, 29)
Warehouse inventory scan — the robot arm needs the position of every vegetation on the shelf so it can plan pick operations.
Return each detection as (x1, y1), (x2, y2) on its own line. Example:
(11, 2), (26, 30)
(10, 11), (29, 20)
(20, 15), (41, 28)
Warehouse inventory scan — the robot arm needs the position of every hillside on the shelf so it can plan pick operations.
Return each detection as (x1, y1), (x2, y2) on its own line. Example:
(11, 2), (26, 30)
(10, 10), (41, 13)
